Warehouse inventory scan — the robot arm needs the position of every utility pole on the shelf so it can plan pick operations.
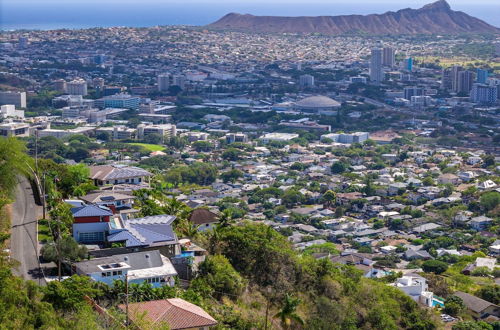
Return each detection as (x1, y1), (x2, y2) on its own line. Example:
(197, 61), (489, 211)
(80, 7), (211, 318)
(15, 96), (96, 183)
(125, 273), (129, 328)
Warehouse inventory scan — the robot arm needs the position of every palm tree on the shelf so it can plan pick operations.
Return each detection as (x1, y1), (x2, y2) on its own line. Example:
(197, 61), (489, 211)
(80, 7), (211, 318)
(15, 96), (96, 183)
(273, 294), (304, 329)
(217, 209), (234, 228)
(177, 219), (199, 239)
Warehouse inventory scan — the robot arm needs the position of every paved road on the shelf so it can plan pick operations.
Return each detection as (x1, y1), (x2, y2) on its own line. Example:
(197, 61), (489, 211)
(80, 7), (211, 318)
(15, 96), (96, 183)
(10, 176), (45, 285)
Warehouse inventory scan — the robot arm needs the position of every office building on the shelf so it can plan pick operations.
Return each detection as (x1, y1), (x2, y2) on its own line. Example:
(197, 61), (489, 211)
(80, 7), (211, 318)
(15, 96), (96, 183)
(0, 91), (27, 108)
(172, 75), (186, 90)
(137, 124), (177, 140)
(382, 47), (395, 67)
(350, 76), (367, 84)
(457, 71), (475, 94)
(299, 74), (315, 88)
(94, 94), (140, 110)
(476, 69), (489, 84)
(67, 79), (88, 96)
(404, 87), (424, 100)
(470, 83), (498, 104)
(103, 86), (125, 96)
(411, 96), (432, 107)
(96, 126), (136, 140)
(0, 105), (24, 119)
(226, 132), (249, 144)
(157, 74), (170, 92)
(369, 48), (384, 83)
(321, 132), (369, 144)
(0, 122), (30, 137)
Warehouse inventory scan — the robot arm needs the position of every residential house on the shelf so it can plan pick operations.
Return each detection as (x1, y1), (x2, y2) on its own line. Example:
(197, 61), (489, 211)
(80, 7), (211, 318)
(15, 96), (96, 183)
(80, 192), (135, 210)
(119, 298), (217, 330)
(469, 216), (493, 231)
(453, 291), (500, 319)
(391, 275), (434, 307)
(437, 173), (460, 185)
(107, 214), (180, 257)
(89, 164), (152, 187)
(71, 204), (114, 243)
(462, 257), (497, 275)
(74, 250), (177, 287)
(188, 208), (218, 232)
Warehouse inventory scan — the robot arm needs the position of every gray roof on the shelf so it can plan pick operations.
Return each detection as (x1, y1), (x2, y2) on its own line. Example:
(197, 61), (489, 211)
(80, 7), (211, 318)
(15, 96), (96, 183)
(71, 204), (113, 217)
(74, 250), (163, 274)
(81, 192), (135, 204)
(454, 291), (499, 314)
(108, 215), (177, 248)
(295, 95), (341, 108)
(90, 165), (152, 181)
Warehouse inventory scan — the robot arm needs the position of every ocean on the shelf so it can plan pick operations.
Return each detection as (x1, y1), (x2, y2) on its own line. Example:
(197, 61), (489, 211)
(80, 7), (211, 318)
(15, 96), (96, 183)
(1, 1), (499, 31)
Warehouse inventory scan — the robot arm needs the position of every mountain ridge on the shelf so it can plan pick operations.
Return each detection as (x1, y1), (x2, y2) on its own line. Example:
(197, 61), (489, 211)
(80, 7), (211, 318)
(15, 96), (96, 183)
(208, 0), (500, 35)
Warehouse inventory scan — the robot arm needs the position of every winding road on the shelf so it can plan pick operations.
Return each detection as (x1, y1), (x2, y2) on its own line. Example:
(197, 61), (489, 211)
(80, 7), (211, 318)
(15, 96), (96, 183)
(10, 176), (45, 285)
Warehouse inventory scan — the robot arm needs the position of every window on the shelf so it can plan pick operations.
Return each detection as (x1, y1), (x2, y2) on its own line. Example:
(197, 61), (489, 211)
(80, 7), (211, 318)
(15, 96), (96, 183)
(101, 272), (106, 277)
(112, 271), (117, 276)
(79, 232), (105, 242)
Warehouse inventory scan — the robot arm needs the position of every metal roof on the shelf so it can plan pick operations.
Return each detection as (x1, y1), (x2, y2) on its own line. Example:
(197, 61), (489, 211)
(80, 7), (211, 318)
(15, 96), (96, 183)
(71, 204), (113, 217)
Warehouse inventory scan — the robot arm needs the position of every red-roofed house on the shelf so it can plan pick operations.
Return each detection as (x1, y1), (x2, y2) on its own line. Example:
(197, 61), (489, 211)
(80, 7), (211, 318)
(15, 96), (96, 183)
(119, 298), (217, 329)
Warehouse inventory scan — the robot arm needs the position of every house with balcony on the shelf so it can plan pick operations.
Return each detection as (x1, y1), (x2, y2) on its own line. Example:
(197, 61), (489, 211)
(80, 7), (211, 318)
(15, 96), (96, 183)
(391, 275), (434, 307)
(73, 250), (177, 287)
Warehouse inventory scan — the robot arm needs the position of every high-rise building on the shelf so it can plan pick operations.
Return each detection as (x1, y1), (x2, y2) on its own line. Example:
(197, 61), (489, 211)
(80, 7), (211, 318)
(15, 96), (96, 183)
(67, 79), (88, 96)
(441, 68), (452, 90)
(457, 70), (475, 94)
(0, 91), (27, 108)
(157, 74), (170, 92)
(172, 75), (186, 90)
(382, 47), (395, 67)
(470, 83), (498, 104)
(476, 69), (489, 84)
(404, 57), (413, 72)
(53, 79), (67, 93)
(404, 87), (424, 100)
(369, 48), (384, 83)
(299, 74), (315, 88)
(451, 66), (463, 93)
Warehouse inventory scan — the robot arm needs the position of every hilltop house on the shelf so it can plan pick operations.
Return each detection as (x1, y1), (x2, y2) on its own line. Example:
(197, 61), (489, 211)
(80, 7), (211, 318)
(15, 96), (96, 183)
(391, 275), (434, 307)
(74, 250), (177, 287)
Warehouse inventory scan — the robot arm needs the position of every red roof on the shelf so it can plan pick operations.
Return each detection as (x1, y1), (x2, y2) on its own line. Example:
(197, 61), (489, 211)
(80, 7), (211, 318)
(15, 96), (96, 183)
(119, 298), (217, 329)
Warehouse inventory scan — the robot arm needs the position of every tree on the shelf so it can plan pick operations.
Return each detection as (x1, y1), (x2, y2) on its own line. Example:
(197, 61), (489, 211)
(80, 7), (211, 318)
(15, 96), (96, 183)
(43, 275), (102, 311)
(476, 285), (500, 305)
(274, 294), (304, 329)
(331, 162), (347, 174)
(282, 189), (304, 207)
(422, 260), (448, 274)
(192, 140), (212, 152)
(0, 137), (31, 199)
(143, 133), (163, 145)
(222, 148), (242, 161)
(480, 191), (500, 212)
(444, 296), (466, 316)
(192, 255), (246, 300)
(218, 209), (235, 228)
(321, 190), (336, 208)
(41, 236), (87, 263)
(220, 169), (243, 183)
